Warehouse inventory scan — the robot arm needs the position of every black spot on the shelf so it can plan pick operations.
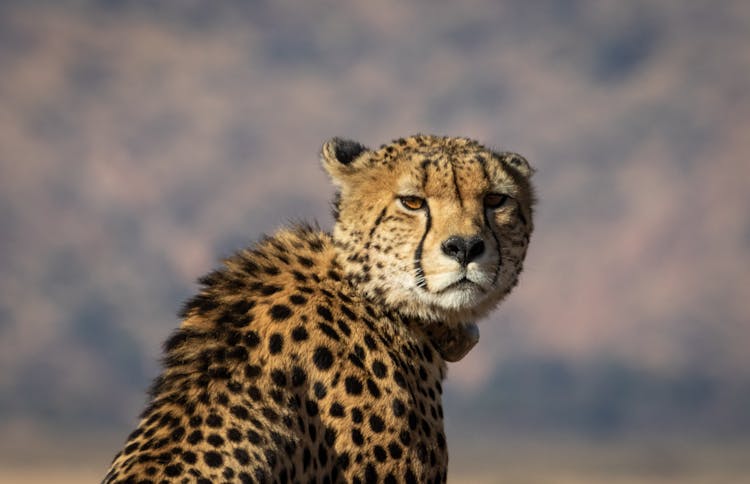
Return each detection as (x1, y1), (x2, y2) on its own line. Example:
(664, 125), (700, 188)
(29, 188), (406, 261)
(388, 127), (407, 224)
(316, 305), (333, 322)
(289, 294), (307, 305)
(247, 429), (262, 444)
(245, 364), (261, 379)
(317, 322), (340, 341)
(417, 442), (427, 463)
(207, 433), (224, 447)
(263, 265), (280, 276)
(421, 418), (431, 437)
(227, 428), (242, 442)
(230, 405), (250, 420)
(318, 442), (328, 466)
(394, 371), (407, 389)
(324, 427), (337, 446)
(227, 346), (249, 361)
(366, 379), (381, 398)
(269, 333), (284, 354)
(240, 258), (259, 273)
(164, 463), (183, 477)
(230, 299), (255, 315)
(244, 331), (261, 348)
(437, 431), (446, 449)
(330, 402), (345, 417)
(405, 468), (418, 484)
(247, 385), (262, 401)
(373, 445), (387, 462)
(365, 463), (378, 484)
(351, 428), (364, 446)
(298, 256), (314, 267)
(164, 328), (204, 352)
(313, 381), (327, 399)
(207, 365), (230, 380)
(170, 427), (185, 442)
(363, 334), (377, 350)
(388, 442), (403, 459)
(308, 238), (325, 252)
(372, 360), (387, 378)
(336, 319), (351, 336)
(340, 305), (357, 321)
(422, 343), (434, 363)
(353, 344), (366, 360)
(336, 452), (350, 469)
(271, 369), (287, 387)
(291, 366), (307, 387)
(269, 304), (293, 321)
(260, 284), (282, 296)
(408, 412), (418, 430)
(348, 353), (365, 369)
(254, 467), (268, 483)
(203, 451), (223, 468)
(369, 414), (385, 433)
(206, 414), (223, 428)
(265, 449), (278, 468)
(313, 346), (334, 370)
(181, 451), (197, 464)
(351, 407), (363, 423)
(305, 399), (319, 417)
(344, 376), (363, 395)
(262, 407), (279, 422)
(187, 430), (203, 445)
(291, 325), (309, 341)
(392, 398), (405, 417)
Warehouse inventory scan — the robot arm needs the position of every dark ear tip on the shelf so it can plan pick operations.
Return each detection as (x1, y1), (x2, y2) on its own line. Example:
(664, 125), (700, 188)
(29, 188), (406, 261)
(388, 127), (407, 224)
(332, 138), (368, 165)
(497, 151), (535, 177)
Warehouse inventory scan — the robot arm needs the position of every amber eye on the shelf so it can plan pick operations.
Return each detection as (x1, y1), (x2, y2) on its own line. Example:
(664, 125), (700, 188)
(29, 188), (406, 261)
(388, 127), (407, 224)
(399, 196), (426, 211)
(484, 193), (509, 209)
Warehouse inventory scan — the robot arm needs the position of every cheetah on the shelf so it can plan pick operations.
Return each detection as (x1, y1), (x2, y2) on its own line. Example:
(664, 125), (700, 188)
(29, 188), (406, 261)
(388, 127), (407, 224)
(103, 134), (535, 483)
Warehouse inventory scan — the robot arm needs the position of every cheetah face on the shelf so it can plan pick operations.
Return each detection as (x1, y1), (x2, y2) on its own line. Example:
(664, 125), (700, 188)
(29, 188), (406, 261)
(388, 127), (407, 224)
(322, 135), (535, 325)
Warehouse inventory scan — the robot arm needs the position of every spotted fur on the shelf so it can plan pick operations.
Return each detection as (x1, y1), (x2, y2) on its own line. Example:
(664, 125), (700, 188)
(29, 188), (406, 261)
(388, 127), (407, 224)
(104, 134), (535, 483)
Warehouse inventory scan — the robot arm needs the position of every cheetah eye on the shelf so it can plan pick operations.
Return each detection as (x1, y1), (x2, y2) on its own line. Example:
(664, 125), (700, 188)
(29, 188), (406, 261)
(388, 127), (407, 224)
(484, 193), (509, 209)
(398, 196), (426, 211)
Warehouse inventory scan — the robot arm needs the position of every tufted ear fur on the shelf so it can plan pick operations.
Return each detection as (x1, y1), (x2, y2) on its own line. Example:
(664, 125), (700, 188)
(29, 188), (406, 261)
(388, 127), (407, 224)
(321, 137), (370, 187)
(497, 151), (535, 178)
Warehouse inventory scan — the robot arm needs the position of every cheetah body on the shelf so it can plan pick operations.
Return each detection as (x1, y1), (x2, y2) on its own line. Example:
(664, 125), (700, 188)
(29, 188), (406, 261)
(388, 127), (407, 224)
(104, 135), (535, 483)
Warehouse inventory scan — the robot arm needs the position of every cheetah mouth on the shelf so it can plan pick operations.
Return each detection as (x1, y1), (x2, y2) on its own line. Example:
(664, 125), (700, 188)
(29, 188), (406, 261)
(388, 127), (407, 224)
(436, 276), (483, 294)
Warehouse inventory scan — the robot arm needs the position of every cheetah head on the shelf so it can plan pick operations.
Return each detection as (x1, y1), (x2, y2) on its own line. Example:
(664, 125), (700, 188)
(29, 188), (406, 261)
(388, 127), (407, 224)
(322, 134), (535, 328)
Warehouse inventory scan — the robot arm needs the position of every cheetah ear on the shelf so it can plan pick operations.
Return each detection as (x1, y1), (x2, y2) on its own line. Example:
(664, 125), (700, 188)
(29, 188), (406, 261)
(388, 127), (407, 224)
(497, 151), (535, 178)
(321, 137), (370, 186)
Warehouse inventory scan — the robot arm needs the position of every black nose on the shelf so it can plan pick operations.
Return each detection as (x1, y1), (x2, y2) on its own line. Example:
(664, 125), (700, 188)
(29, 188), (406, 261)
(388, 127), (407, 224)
(441, 236), (485, 266)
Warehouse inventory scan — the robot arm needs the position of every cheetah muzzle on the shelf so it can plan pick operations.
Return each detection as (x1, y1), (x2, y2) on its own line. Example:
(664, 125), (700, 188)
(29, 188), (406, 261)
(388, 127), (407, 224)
(104, 134), (535, 483)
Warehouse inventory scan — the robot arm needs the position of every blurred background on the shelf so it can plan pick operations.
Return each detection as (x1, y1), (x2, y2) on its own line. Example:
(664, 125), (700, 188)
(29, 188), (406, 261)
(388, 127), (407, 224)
(1, 1), (749, 482)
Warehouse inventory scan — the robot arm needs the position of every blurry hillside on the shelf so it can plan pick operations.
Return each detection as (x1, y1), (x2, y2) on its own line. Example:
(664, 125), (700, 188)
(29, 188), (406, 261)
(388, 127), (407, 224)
(1, 0), (750, 480)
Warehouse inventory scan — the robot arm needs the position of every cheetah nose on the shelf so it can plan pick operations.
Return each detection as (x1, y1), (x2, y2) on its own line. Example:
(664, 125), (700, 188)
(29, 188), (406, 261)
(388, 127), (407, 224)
(441, 235), (485, 266)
